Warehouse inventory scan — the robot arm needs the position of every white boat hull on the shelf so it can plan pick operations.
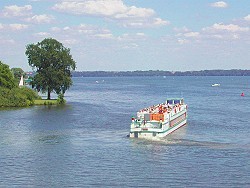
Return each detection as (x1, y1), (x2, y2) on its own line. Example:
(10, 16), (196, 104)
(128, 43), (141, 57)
(130, 117), (187, 139)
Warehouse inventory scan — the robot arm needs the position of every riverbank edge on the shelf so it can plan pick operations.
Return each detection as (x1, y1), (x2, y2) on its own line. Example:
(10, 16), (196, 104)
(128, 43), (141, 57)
(34, 99), (62, 105)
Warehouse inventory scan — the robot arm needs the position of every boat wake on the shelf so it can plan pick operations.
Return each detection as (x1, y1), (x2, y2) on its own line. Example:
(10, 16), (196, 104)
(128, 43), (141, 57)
(130, 137), (249, 150)
(165, 138), (232, 148)
(176, 139), (250, 150)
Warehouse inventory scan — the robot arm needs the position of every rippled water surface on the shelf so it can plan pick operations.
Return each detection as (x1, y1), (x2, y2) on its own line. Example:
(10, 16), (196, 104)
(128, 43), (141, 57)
(0, 76), (250, 187)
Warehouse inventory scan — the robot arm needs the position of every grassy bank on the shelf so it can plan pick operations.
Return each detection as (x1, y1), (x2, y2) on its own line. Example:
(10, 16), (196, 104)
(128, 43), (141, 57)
(34, 99), (58, 105)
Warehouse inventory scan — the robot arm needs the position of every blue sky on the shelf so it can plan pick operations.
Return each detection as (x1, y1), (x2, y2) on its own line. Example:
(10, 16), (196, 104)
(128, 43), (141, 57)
(0, 0), (250, 71)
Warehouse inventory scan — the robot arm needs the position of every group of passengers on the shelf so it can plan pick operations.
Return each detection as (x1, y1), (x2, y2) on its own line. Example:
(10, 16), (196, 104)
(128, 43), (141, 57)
(138, 103), (181, 114)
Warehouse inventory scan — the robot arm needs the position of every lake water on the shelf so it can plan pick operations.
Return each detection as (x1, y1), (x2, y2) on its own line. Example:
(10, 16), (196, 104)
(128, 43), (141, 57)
(0, 76), (249, 187)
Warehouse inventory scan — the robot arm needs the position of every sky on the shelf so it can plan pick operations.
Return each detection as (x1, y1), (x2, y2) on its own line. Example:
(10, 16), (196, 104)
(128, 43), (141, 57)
(0, 0), (250, 71)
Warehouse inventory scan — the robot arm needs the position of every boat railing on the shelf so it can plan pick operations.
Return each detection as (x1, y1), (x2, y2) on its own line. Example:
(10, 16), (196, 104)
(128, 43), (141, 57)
(132, 119), (162, 129)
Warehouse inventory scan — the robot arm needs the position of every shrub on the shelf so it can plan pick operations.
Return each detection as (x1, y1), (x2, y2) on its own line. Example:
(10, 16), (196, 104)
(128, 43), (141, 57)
(0, 87), (41, 107)
(57, 93), (65, 104)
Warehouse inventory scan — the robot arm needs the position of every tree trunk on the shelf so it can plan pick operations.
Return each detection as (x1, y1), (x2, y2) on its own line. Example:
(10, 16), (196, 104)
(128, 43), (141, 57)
(47, 88), (51, 100)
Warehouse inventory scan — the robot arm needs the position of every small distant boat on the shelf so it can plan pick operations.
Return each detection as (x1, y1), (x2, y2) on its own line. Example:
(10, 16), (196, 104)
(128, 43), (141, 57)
(19, 75), (24, 87)
(95, 80), (104, 83)
(129, 98), (187, 139)
(211, 83), (220, 87)
(241, 93), (245, 97)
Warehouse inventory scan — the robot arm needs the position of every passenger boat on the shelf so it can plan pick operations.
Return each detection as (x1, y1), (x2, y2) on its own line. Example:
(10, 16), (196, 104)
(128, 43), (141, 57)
(129, 98), (187, 139)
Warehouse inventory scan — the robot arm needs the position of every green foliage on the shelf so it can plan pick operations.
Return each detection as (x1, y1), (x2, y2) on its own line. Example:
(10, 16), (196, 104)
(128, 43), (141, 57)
(11, 68), (24, 78)
(25, 38), (76, 99)
(0, 61), (16, 89)
(57, 93), (65, 104)
(0, 61), (42, 107)
(0, 87), (41, 107)
(11, 67), (25, 84)
(18, 87), (41, 104)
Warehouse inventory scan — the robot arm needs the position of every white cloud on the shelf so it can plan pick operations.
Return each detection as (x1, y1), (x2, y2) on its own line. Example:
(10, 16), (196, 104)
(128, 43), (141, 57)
(244, 14), (250, 21)
(76, 24), (99, 34)
(153, 18), (170, 26)
(116, 32), (149, 42)
(53, 0), (127, 16)
(63, 26), (70, 31)
(121, 17), (169, 28)
(50, 23), (113, 39)
(122, 43), (139, 49)
(33, 32), (50, 37)
(25, 14), (55, 24)
(174, 26), (190, 32)
(51, 27), (61, 32)
(0, 23), (29, 31)
(9, 24), (29, 31)
(114, 5), (154, 18)
(183, 32), (200, 37)
(211, 34), (223, 39)
(180, 32), (200, 37)
(122, 22), (143, 28)
(174, 31), (199, 45)
(52, 0), (169, 28)
(232, 34), (239, 39)
(136, 33), (146, 36)
(1, 5), (32, 17)
(204, 23), (249, 32)
(51, 24), (98, 35)
(175, 31), (200, 38)
(94, 33), (113, 39)
(213, 23), (249, 32)
(61, 39), (78, 45)
(178, 38), (188, 45)
(211, 1), (228, 8)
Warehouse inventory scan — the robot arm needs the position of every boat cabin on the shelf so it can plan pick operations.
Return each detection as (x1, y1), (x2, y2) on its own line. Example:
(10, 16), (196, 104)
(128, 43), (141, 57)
(166, 98), (184, 105)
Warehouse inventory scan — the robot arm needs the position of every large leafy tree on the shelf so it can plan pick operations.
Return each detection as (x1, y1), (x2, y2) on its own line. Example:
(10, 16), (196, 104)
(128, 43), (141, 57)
(25, 38), (76, 99)
(0, 61), (16, 89)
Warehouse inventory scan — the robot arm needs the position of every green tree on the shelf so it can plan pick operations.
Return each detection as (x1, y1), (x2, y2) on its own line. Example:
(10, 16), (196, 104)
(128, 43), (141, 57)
(11, 67), (24, 79)
(0, 61), (16, 89)
(11, 67), (25, 85)
(25, 38), (76, 99)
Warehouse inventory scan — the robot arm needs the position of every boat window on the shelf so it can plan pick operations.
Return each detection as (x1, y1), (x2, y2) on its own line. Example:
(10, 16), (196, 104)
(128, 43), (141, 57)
(167, 99), (183, 105)
(174, 100), (180, 104)
(167, 100), (173, 104)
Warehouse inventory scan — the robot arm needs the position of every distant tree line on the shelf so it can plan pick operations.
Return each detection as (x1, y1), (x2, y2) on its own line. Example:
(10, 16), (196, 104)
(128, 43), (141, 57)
(72, 69), (250, 77)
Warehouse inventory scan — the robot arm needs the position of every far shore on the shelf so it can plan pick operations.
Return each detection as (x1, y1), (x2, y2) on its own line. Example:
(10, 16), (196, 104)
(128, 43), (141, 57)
(71, 69), (250, 77)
